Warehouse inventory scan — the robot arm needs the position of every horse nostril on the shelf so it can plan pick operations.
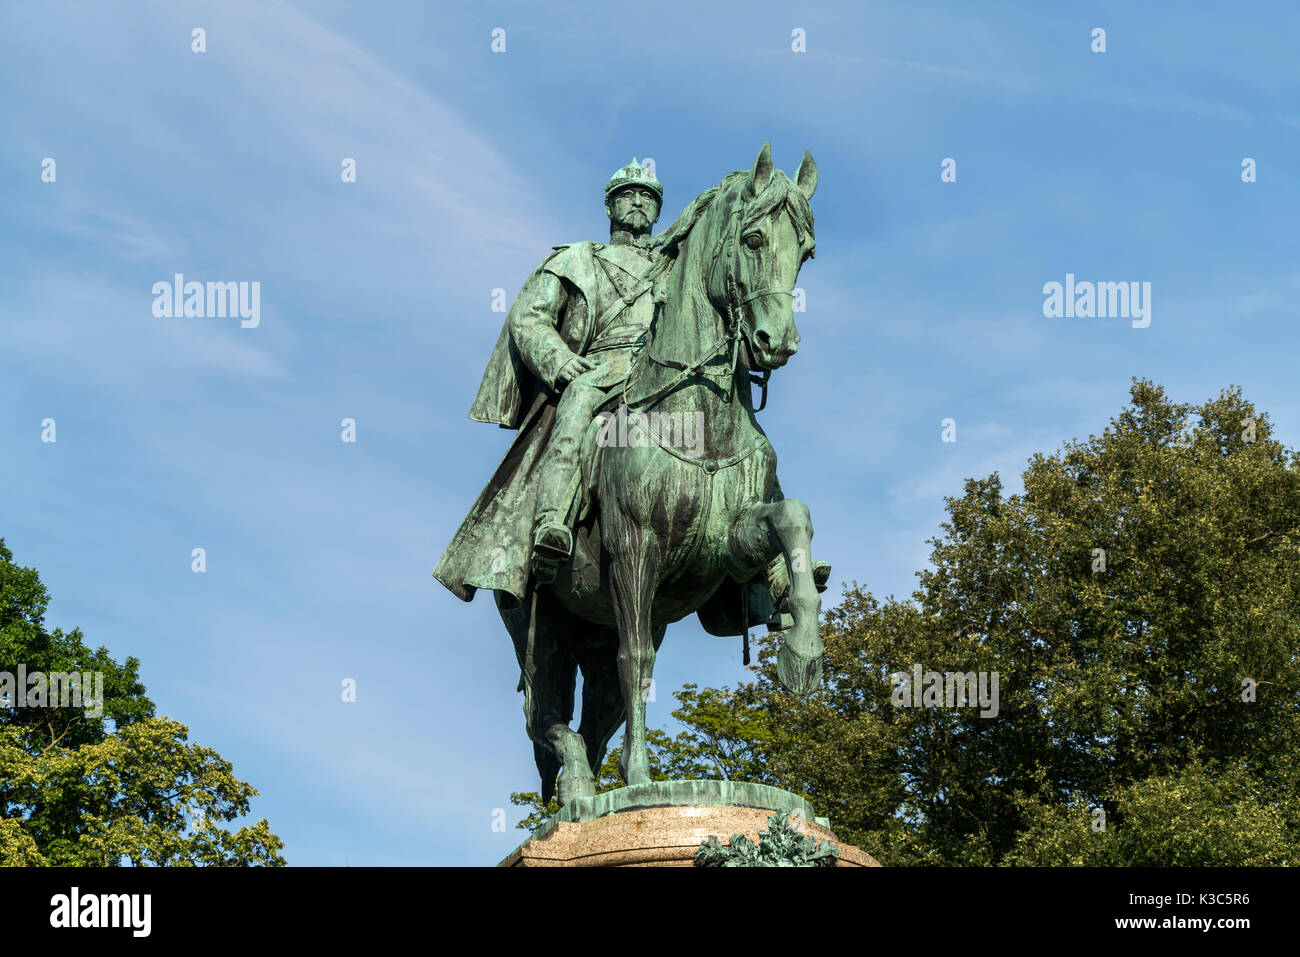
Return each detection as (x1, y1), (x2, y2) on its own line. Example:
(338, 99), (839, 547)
(755, 330), (772, 353)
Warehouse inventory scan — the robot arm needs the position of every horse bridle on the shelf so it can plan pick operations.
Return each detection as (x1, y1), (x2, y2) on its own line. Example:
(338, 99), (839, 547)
(626, 200), (795, 412)
(712, 203), (798, 347)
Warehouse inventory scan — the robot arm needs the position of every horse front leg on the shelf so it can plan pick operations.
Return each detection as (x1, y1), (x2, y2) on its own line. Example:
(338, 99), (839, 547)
(608, 526), (661, 787)
(731, 499), (824, 696)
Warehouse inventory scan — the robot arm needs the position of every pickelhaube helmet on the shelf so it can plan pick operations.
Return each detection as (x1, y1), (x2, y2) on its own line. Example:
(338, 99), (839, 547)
(604, 157), (663, 217)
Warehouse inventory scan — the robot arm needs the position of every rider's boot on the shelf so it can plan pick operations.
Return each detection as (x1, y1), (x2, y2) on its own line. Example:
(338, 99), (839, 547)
(531, 465), (579, 584)
(812, 559), (832, 593)
(767, 555), (833, 611)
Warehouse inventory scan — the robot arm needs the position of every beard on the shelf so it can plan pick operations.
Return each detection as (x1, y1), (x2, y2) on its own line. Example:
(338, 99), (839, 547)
(616, 209), (651, 233)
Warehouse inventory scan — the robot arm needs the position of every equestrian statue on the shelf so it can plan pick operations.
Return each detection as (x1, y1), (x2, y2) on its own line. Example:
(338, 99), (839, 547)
(435, 143), (828, 806)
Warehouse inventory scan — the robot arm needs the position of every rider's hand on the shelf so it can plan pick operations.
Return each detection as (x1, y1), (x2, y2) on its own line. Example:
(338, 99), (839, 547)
(557, 354), (596, 387)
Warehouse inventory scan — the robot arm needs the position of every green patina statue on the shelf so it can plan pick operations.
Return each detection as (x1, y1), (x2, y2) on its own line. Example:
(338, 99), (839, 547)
(435, 143), (826, 806)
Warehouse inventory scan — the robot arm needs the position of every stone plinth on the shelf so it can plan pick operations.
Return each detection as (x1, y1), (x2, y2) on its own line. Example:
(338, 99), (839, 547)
(498, 780), (880, 867)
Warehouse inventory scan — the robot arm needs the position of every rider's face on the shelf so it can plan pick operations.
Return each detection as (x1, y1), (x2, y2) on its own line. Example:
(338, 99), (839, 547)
(609, 187), (659, 233)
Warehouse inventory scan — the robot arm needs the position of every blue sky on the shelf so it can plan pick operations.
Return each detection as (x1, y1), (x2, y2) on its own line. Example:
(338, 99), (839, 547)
(2, 0), (1297, 865)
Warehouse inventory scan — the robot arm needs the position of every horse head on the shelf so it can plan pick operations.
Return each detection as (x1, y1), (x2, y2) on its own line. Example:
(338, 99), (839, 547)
(710, 142), (817, 372)
(639, 143), (818, 405)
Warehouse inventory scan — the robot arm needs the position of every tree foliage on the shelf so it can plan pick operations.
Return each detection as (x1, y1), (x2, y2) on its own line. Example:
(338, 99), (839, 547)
(513, 382), (1300, 865)
(0, 539), (284, 866)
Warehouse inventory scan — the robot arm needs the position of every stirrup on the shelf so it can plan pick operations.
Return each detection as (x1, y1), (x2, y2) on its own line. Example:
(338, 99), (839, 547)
(533, 522), (573, 562)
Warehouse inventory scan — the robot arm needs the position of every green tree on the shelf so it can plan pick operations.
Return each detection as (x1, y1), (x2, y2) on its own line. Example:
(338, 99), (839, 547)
(1003, 760), (1297, 866)
(0, 539), (284, 866)
(515, 382), (1300, 865)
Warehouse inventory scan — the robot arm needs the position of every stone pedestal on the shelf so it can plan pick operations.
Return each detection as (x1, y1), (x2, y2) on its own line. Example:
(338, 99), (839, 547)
(498, 780), (880, 867)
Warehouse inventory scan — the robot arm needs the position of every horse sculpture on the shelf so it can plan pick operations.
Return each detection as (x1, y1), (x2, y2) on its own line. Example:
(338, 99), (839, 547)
(493, 143), (825, 805)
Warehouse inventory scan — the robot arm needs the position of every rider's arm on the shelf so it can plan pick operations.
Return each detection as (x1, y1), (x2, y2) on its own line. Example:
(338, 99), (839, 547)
(508, 269), (583, 392)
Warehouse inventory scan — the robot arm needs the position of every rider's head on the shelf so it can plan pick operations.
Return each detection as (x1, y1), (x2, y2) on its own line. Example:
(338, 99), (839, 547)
(605, 158), (662, 238)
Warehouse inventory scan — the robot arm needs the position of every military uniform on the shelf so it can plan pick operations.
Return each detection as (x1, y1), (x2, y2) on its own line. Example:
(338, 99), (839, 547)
(517, 239), (659, 546)
(494, 158), (667, 577)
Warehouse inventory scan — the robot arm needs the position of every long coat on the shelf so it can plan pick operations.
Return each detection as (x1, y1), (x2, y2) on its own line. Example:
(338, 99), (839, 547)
(433, 241), (656, 607)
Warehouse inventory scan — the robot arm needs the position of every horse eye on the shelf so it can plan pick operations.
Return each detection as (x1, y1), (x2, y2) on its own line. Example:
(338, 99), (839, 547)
(744, 233), (763, 249)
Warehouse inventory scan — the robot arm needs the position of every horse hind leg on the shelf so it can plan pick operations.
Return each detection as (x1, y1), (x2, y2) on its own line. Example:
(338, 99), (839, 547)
(544, 716), (597, 805)
(496, 589), (596, 806)
(729, 499), (824, 696)
(574, 632), (624, 782)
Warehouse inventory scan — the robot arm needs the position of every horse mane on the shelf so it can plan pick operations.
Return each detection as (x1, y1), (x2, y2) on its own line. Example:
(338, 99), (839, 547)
(651, 169), (815, 264)
(650, 182), (722, 257)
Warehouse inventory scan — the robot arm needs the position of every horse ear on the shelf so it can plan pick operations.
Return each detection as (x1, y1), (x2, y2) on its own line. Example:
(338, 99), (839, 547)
(748, 141), (773, 196)
(796, 150), (817, 200)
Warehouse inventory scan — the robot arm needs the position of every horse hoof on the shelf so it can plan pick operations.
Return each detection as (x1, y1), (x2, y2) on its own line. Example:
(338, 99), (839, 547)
(778, 644), (824, 697)
(557, 769), (597, 806)
(620, 755), (651, 788)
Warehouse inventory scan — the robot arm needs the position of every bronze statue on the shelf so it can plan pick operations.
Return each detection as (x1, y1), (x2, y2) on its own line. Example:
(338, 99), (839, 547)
(435, 143), (826, 805)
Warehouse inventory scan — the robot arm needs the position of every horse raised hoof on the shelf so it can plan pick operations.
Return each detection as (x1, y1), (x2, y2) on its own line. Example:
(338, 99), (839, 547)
(777, 641), (824, 697)
(813, 560), (831, 593)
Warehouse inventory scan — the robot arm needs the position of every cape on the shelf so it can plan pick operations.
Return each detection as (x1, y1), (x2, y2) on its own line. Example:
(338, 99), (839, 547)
(434, 241), (648, 606)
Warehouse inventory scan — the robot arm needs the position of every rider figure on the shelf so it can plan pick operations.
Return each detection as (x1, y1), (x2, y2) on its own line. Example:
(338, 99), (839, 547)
(512, 158), (665, 582)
